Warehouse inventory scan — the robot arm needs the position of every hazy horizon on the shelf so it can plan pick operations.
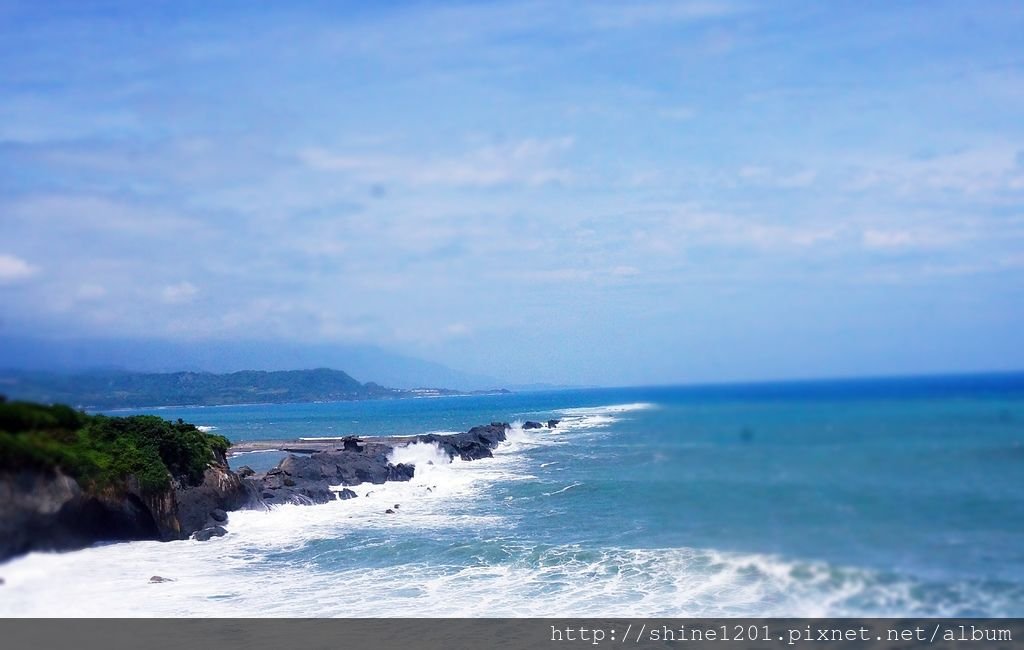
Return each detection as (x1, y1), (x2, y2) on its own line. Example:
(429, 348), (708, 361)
(3, 334), (1023, 394)
(2, 1), (1023, 387)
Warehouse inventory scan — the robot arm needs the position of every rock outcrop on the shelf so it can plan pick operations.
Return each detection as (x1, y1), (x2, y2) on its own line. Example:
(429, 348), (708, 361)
(192, 525), (227, 541)
(0, 448), (252, 560)
(163, 452), (254, 540)
(248, 424), (510, 506)
(416, 423), (508, 461)
(0, 470), (156, 560)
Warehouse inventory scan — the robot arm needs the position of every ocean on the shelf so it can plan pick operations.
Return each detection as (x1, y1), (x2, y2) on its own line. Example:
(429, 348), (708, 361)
(2, 374), (1023, 617)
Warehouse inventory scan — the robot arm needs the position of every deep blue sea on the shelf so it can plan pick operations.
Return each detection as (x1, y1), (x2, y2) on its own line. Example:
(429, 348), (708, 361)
(3, 374), (1024, 616)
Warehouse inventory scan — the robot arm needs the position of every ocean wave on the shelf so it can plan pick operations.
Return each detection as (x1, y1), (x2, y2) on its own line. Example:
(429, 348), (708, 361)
(5, 536), (1018, 617)
(542, 482), (582, 496)
(226, 449), (281, 456)
(529, 402), (658, 435)
(557, 402), (656, 415)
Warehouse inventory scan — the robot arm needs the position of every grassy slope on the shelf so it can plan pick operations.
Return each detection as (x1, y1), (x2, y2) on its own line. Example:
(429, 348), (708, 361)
(0, 398), (231, 493)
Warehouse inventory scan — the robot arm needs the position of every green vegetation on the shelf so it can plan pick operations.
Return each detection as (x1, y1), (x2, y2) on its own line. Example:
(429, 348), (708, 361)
(0, 397), (231, 493)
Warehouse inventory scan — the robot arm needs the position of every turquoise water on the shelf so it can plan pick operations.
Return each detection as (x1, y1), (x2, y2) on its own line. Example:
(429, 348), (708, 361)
(3, 374), (1023, 616)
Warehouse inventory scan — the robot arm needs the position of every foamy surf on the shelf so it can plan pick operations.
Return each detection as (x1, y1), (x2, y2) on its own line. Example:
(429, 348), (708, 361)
(557, 402), (656, 416)
(3, 535), (1014, 617)
(531, 402), (655, 434)
(543, 481), (582, 496)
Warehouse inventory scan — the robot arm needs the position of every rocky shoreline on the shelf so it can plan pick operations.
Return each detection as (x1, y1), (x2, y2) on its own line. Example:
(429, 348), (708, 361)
(245, 422), (512, 509)
(0, 420), (553, 562)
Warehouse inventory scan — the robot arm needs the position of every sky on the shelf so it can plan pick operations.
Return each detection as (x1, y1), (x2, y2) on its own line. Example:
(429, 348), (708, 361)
(1, 0), (1023, 387)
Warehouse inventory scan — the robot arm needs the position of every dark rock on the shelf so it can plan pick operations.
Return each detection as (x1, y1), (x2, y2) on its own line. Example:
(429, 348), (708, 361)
(2, 419), (536, 561)
(387, 463), (415, 482)
(262, 483), (336, 506)
(416, 423), (507, 461)
(192, 526), (227, 541)
(261, 471), (285, 490)
(547, 419), (560, 428)
(168, 459), (252, 541)
(384, 508), (395, 514)
(149, 575), (174, 583)
(0, 471), (160, 560)
(523, 421), (543, 429)
(251, 446), (412, 507)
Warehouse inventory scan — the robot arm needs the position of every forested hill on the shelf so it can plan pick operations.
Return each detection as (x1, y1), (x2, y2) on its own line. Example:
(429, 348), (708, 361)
(0, 368), (503, 409)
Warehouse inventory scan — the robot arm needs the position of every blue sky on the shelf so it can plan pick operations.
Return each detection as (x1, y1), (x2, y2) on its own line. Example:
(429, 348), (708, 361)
(1, 0), (1023, 386)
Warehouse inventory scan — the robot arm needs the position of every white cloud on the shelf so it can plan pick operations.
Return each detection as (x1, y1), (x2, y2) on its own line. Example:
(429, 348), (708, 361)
(444, 322), (472, 337)
(299, 137), (575, 188)
(862, 229), (915, 249)
(76, 283), (107, 300)
(0, 254), (37, 284)
(640, 208), (841, 251)
(5, 194), (203, 236)
(586, 1), (742, 29)
(610, 265), (641, 277)
(658, 106), (697, 121)
(843, 146), (1024, 195)
(860, 227), (965, 250)
(161, 281), (199, 304)
(738, 165), (817, 188)
(515, 268), (594, 283)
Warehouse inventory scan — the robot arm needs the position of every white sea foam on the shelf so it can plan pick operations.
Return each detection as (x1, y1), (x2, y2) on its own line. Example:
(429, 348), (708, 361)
(227, 449), (282, 457)
(557, 402), (656, 415)
(387, 440), (453, 469)
(3, 536), (1009, 617)
(542, 481), (582, 496)
(536, 402), (655, 434)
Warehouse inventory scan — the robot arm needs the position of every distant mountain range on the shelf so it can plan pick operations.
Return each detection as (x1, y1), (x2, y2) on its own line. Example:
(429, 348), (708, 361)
(0, 336), (501, 390)
(0, 368), (509, 410)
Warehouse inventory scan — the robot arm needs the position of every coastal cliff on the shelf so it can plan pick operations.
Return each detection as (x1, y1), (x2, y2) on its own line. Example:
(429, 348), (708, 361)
(0, 456), (252, 559)
(0, 399), (252, 561)
(0, 397), (516, 562)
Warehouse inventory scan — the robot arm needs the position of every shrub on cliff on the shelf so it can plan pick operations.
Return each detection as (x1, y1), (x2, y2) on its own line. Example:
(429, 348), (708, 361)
(0, 399), (231, 493)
